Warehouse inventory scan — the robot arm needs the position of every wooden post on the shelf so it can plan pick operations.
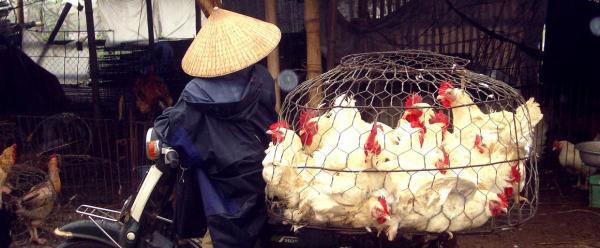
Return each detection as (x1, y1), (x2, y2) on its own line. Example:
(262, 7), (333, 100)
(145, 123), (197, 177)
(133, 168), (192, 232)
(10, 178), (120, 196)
(145, 0), (154, 47)
(195, 0), (202, 32)
(16, 0), (24, 27)
(84, 0), (101, 119)
(196, 0), (218, 17)
(326, 0), (337, 70)
(264, 0), (281, 114)
(358, 0), (369, 20)
(357, 0), (369, 52)
(305, 0), (322, 107)
(47, 2), (72, 44)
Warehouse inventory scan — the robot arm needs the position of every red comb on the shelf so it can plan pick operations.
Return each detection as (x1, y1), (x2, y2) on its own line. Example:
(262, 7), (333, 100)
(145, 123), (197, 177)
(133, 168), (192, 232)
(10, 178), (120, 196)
(429, 110), (449, 126)
(552, 140), (561, 149)
(298, 110), (317, 127)
(510, 162), (520, 182)
(405, 94), (423, 108)
(378, 196), (389, 215)
(269, 120), (289, 131)
(504, 187), (514, 198)
(439, 81), (454, 93)
(497, 192), (509, 205)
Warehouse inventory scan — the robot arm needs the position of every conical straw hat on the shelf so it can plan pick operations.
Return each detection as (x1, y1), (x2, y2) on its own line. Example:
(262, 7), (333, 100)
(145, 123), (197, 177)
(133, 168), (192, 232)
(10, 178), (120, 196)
(181, 7), (281, 78)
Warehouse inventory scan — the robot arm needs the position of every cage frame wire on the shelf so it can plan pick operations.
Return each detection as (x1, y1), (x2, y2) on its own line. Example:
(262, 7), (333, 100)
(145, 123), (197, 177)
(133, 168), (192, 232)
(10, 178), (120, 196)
(266, 50), (540, 237)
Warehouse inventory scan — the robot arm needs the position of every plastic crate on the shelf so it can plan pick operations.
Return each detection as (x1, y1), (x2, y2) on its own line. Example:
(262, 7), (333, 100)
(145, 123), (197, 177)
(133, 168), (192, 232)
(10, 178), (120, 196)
(590, 174), (600, 208)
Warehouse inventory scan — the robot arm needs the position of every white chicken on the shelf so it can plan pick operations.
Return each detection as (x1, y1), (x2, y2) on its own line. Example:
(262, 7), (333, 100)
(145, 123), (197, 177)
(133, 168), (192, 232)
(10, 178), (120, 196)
(262, 121), (307, 199)
(308, 94), (376, 171)
(292, 168), (386, 226)
(378, 95), (447, 174)
(385, 176), (471, 240)
(553, 140), (596, 189)
(438, 81), (542, 202)
(433, 189), (508, 238)
(386, 176), (508, 240)
(437, 81), (543, 160)
(347, 188), (393, 233)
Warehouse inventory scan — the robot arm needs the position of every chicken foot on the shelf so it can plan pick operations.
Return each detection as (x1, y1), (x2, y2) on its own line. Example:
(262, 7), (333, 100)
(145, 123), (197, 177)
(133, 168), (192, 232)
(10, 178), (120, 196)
(0, 185), (11, 194)
(441, 231), (454, 240)
(512, 194), (531, 206)
(28, 220), (46, 245)
(573, 175), (589, 190)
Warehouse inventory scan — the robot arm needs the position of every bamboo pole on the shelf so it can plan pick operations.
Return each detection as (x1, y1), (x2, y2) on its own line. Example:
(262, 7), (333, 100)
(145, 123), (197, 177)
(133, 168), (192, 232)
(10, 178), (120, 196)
(195, 0), (218, 17)
(358, 0), (368, 20)
(16, 0), (24, 29)
(145, 0), (154, 47)
(371, 0), (377, 19)
(195, 0), (202, 31)
(264, 0), (281, 114)
(304, 0), (323, 107)
(84, 0), (101, 119)
(326, 0), (337, 71)
(47, 3), (72, 44)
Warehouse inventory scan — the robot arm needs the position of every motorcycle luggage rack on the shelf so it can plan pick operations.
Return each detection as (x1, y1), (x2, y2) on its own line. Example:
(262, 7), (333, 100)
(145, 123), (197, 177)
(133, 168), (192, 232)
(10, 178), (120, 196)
(76, 204), (122, 222)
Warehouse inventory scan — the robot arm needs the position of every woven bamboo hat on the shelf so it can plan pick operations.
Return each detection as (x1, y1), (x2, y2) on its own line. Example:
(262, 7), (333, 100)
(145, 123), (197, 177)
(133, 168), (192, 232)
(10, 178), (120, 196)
(181, 7), (281, 78)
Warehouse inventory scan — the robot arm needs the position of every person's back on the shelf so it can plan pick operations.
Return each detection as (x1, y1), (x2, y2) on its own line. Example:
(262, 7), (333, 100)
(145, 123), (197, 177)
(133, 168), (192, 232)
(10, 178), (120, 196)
(153, 7), (280, 248)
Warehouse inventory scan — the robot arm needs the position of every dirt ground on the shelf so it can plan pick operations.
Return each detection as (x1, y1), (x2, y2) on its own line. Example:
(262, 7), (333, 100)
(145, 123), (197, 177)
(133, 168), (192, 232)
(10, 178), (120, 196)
(457, 168), (600, 248)
(458, 190), (600, 248)
(11, 172), (600, 248)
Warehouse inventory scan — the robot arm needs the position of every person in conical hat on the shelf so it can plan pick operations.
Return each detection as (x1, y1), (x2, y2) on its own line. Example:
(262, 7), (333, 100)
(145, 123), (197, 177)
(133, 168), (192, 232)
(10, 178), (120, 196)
(153, 7), (280, 248)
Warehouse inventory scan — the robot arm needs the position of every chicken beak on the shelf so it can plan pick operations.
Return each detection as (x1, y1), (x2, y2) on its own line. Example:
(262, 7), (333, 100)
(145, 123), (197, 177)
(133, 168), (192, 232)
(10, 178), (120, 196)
(385, 215), (391, 221)
(266, 130), (273, 135)
(501, 208), (508, 214)
(298, 130), (306, 136)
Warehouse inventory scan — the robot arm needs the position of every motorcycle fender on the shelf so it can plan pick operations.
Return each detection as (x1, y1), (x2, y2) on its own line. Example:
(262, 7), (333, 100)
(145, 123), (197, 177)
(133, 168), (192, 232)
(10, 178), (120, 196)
(54, 219), (122, 247)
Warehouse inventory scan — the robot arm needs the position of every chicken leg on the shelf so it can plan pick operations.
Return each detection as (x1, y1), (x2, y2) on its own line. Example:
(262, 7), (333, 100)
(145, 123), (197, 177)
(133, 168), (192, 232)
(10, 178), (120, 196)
(513, 194), (531, 206)
(574, 175), (589, 190)
(30, 220), (46, 245)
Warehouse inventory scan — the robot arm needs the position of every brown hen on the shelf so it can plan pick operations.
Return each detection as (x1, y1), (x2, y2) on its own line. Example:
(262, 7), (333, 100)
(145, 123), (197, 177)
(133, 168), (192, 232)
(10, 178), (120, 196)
(0, 144), (17, 205)
(14, 154), (61, 245)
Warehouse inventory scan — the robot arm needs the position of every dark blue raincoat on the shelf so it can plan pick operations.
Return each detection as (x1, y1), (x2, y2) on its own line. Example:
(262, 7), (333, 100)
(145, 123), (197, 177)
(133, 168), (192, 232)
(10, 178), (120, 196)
(153, 64), (276, 248)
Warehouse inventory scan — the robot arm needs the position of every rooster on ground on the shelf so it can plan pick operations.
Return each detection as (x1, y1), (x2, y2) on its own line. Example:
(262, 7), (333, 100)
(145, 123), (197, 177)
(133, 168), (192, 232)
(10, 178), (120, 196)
(553, 140), (596, 189)
(0, 144), (17, 205)
(13, 155), (61, 245)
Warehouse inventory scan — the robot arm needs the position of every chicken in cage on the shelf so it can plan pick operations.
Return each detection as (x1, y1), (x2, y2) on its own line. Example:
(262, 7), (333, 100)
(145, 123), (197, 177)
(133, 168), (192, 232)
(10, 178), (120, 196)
(262, 50), (543, 240)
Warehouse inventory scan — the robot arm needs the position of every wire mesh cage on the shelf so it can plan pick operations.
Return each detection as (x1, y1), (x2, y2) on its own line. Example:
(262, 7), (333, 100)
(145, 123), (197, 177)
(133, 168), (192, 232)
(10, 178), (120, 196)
(264, 50), (543, 240)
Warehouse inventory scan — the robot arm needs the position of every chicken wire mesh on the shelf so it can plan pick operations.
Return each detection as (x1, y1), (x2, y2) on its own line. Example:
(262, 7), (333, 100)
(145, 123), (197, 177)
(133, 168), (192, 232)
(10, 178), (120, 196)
(264, 50), (542, 240)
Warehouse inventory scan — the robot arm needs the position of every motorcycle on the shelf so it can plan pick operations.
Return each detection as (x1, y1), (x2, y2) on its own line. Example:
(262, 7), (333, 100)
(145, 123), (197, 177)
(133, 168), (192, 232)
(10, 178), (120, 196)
(53, 127), (449, 248)
(54, 128), (198, 248)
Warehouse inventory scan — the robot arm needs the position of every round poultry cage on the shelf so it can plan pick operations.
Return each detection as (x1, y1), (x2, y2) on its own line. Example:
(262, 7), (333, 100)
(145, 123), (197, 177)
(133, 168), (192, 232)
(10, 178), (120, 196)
(264, 50), (542, 240)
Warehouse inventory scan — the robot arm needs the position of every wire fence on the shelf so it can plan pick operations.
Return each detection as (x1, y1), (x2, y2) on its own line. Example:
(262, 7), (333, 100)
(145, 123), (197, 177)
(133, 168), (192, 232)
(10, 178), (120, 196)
(21, 29), (115, 86)
(11, 113), (152, 205)
(267, 50), (542, 239)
